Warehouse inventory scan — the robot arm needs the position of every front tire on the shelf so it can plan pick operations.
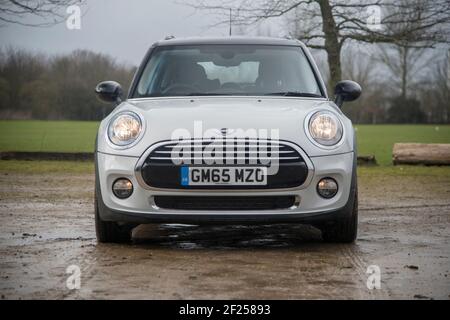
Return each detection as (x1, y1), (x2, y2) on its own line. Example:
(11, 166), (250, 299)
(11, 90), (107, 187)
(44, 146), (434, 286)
(95, 191), (133, 243)
(320, 189), (358, 243)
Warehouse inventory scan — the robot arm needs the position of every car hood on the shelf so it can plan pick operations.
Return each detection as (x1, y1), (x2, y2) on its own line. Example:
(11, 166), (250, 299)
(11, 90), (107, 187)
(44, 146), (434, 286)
(97, 97), (354, 158)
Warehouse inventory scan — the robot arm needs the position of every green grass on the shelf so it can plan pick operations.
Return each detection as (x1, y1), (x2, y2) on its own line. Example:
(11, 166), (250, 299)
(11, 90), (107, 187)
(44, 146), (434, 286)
(0, 120), (98, 153)
(0, 121), (449, 166)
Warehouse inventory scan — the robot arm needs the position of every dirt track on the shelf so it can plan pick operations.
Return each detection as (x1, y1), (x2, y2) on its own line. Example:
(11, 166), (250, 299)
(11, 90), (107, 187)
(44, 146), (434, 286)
(0, 168), (449, 299)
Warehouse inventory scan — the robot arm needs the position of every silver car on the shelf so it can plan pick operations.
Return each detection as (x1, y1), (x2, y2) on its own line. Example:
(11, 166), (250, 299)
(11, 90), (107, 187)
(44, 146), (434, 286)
(94, 37), (362, 243)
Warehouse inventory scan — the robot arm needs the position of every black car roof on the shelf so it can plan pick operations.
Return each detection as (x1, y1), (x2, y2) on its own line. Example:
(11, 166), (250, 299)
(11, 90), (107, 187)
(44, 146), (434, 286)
(153, 36), (303, 47)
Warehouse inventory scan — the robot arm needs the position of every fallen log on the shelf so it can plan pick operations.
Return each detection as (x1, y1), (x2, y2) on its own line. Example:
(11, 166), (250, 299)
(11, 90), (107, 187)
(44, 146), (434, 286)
(393, 143), (450, 166)
(357, 155), (377, 166)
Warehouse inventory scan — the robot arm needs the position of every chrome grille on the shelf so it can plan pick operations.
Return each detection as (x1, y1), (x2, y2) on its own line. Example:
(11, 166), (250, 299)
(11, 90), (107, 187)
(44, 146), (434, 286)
(146, 139), (303, 165)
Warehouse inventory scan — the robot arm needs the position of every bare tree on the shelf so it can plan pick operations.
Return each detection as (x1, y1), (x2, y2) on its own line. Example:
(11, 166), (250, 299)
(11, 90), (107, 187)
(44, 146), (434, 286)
(376, 44), (434, 99)
(189, 0), (450, 92)
(0, 0), (85, 26)
(418, 50), (450, 123)
(341, 45), (384, 123)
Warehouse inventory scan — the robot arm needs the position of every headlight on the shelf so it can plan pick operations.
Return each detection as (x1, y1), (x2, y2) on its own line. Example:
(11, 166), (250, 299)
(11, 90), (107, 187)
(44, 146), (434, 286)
(308, 111), (343, 146)
(108, 111), (142, 146)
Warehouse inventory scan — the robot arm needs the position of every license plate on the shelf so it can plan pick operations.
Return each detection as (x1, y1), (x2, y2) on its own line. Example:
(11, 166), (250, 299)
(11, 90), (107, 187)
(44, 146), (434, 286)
(181, 166), (267, 186)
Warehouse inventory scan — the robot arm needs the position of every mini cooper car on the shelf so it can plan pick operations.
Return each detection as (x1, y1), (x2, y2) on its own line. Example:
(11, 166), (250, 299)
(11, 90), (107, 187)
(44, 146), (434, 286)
(94, 37), (361, 243)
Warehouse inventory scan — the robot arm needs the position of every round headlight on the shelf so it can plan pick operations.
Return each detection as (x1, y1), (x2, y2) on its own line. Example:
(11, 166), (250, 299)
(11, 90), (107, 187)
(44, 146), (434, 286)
(308, 111), (343, 146)
(108, 112), (142, 146)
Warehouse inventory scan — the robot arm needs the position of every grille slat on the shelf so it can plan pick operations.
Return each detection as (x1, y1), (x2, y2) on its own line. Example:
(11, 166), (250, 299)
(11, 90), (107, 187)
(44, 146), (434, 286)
(149, 157), (299, 161)
(152, 150), (296, 154)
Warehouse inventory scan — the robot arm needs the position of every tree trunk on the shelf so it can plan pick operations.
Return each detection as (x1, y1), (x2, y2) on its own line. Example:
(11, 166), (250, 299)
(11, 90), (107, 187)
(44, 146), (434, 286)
(318, 0), (342, 96)
(401, 46), (408, 99)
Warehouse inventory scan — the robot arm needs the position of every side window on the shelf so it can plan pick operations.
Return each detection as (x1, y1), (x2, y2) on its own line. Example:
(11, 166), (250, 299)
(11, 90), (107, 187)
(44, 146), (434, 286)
(198, 61), (260, 85)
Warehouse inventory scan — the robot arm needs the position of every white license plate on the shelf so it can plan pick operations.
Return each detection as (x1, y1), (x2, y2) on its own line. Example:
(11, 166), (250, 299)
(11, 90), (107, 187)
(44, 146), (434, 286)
(181, 166), (267, 186)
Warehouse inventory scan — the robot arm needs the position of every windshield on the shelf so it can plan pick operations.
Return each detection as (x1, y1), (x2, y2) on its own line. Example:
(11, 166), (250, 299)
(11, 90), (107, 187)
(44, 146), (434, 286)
(133, 45), (323, 98)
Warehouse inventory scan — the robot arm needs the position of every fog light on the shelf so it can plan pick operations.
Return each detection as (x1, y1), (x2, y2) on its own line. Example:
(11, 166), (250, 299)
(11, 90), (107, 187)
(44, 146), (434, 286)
(317, 178), (338, 199)
(112, 178), (133, 199)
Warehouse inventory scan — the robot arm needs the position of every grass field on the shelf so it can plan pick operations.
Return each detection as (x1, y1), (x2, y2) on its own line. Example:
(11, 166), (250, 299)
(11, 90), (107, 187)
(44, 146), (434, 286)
(0, 120), (98, 154)
(0, 120), (449, 166)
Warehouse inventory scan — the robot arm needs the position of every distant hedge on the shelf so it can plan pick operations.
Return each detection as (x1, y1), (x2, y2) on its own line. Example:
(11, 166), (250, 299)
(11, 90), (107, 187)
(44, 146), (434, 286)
(0, 48), (136, 120)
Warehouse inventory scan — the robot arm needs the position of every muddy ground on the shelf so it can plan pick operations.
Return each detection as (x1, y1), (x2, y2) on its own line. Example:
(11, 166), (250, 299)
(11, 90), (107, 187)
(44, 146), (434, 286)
(0, 167), (449, 299)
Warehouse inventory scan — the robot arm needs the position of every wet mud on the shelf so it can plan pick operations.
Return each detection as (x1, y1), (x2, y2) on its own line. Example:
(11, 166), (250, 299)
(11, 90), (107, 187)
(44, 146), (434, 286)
(0, 171), (449, 299)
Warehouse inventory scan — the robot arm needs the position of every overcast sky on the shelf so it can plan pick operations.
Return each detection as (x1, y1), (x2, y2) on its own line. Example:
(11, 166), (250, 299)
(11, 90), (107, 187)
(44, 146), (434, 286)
(0, 0), (234, 66)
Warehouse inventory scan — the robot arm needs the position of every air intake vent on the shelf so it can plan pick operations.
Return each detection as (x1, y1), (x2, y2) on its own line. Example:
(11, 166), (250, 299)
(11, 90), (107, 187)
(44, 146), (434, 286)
(154, 196), (297, 211)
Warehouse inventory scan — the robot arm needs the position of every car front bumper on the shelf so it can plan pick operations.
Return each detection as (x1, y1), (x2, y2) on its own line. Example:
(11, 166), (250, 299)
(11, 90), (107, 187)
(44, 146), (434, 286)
(96, 151), (355, 224)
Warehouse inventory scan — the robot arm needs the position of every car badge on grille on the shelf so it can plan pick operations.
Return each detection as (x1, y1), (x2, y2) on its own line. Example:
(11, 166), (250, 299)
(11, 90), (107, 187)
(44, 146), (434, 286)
(220, 128), (231, 136)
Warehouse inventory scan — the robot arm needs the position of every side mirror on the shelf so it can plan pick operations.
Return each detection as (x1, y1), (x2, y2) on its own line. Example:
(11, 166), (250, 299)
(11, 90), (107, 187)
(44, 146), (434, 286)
(95, 81), (123, 104)
(334, 80), (362, 108)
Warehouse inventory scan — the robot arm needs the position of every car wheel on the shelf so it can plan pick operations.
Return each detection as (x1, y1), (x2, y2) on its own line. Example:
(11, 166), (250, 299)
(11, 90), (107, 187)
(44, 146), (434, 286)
(95, 191), (133, 243)
(321, 188), (358, 243)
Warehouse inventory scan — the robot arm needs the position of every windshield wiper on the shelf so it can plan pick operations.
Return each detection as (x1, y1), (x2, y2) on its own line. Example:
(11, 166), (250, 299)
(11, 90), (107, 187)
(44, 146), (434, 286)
(144, 92), (323, 98)
(265, 92), (323, 98)
(144, 93), (228, 97)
